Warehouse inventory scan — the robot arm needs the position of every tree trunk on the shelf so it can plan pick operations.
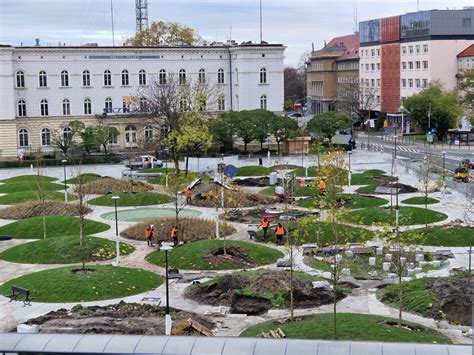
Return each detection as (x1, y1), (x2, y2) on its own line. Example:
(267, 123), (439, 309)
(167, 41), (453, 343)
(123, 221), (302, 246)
(244, 141), (248, 153)
(185, 155), (189, 176)
(80, 214), (85, 270)
(42, 215), (47, 239)
(103, 144), (108, 156)
(398, 270), (403, 327)
(260, 140), (263, 151)
(424, 186), (428, 230)
(276, 140), (281, 154)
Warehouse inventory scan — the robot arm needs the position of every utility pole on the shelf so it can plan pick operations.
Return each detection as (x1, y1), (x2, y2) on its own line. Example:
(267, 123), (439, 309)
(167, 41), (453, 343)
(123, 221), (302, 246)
(110, 0), (115, 46)
(428, 102), (431, 131)
(259, 0), (263, 43)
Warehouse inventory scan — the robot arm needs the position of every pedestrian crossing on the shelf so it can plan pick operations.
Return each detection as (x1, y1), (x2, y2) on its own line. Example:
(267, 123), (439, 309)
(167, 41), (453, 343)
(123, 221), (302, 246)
(393, 146), (464, 162)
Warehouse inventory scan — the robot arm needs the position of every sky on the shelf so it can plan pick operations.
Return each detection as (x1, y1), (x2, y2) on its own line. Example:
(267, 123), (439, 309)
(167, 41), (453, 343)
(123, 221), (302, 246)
(0, 0), (472, 66)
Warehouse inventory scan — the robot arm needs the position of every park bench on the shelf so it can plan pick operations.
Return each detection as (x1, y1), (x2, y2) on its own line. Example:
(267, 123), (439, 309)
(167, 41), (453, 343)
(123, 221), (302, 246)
(8, 285), (32, 306)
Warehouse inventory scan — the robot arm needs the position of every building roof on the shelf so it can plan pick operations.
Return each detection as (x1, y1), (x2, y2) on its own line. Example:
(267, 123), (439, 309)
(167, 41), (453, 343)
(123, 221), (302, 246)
(457, 44), (474, 58)
(316, 33), (359, 61)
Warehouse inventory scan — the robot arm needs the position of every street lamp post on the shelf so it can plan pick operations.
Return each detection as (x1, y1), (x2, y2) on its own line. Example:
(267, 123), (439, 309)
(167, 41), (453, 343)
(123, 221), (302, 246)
(348, 151), (352, 186)
(111, 195), (120, 266)
(161, 245), (173, 336)
(442, 151), (446, 194)
(61, 159), (68, 203)
(399, 105), (405, 137)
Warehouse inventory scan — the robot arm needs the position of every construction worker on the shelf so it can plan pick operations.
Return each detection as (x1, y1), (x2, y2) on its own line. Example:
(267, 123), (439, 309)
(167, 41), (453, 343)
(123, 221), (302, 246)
(184, 187), (192, 204)
(258, 218), (270, 239)
(145, 226), (152, 247)
(319, 179), (326, 195)
(299, 179), (305, 188)
(274, 223), (286, 246)
(170, 225), (178, 246)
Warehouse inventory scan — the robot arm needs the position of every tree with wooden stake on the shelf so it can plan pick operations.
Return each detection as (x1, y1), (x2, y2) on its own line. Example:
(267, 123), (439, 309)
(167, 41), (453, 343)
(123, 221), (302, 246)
(34, 149), (47, 239)
(418, 155), (438, 230)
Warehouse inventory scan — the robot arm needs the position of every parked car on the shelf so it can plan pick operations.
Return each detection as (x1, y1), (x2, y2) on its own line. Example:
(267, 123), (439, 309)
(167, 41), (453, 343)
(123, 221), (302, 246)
(286, 111), (303, 118)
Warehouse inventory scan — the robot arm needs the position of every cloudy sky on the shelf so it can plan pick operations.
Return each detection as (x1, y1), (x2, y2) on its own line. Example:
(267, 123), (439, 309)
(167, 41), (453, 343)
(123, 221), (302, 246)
(0, 0), (472, 66)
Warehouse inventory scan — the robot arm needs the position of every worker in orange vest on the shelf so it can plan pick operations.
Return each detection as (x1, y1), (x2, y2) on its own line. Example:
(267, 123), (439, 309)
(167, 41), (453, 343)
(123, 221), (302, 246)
(258, 218), (270, 239)
(170, 226), (178, 246)
(299, 179), (305, 188)
(319, 179), (326, 195)
(274, 223), (286, 245)
(184, 187), (192, 204)
(145, 226), (153, 247)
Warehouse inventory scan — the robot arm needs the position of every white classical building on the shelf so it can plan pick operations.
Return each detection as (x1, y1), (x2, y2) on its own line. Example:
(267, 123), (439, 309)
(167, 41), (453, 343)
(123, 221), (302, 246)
(0, 41), (285, 159)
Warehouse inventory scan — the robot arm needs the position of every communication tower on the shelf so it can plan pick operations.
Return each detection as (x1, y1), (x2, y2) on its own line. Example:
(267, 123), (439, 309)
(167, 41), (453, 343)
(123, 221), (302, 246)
(136, 0), (149, 33)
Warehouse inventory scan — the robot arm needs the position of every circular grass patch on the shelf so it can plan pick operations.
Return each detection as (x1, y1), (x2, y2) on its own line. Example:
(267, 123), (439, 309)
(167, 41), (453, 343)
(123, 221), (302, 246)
(0, 236), (135, 264)
(100, 207), (202, 222)
(235, 166), (275, 177)
(0, 265), (162, 303)
(1, 175), (57, 183)
(88, 191), (175, 207)
(239, 313), (451, 344)
(0, 181), (66, 193)
(403, 226), (474, 247)
(0, 191), (77, 205)
(345, 206), (447, 226)
(297, 194), (388, 209)
(0, 215), (110, 239)
(0, 201), (90, 219)
(64, 173), (102, 184)
(401, 196), (440, 205)
(78, 178), (153, 194)
(146, 240), (283, 270)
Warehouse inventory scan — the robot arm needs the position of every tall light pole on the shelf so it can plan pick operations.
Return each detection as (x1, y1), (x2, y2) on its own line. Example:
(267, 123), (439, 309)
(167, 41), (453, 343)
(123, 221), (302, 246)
(161, 245), (173, 336)
(111, 195), (120, 266)
(428, 102), (431, 131)
(442, 151), (446, 194)
(61, 159), (68, 203)
(399, 105), (405, 137)
(348, 151), (352, 186)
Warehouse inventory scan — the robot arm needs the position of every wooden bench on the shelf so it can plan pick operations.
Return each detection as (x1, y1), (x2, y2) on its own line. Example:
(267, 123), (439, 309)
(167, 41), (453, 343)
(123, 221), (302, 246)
(8, 285), (32, 306)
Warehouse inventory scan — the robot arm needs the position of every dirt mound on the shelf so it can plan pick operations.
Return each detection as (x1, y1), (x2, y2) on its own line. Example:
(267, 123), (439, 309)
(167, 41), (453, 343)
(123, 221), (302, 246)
(185, 270), (348, 315)
(0, 200), (91, 219)
(205, 246), (257, 268)
(121, 217), (235, 242)
(77, 178), (154, 194)
(192, 189), (275, 208)
(233, 177), (272, 187)
(225, 208), (318, 223)
(20, 302), (215, 335)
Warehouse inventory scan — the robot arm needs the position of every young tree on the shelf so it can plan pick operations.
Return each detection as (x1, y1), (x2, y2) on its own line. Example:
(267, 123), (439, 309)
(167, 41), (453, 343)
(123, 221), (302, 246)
(80, 126), (97, 156)
(337, 82), (378, 120)
(51, 120), (84, 158)
(402, 84), (462, 139)
(270, 115), (298, 154)
(418, 155), (438, 230)
(94, 126), (119, 156)
(124, 20), (205, 46)
(306, 112), (352, 141)
(34, 149), (48, 239)
(209, 113), (235, 152)
(284, 67), (305, 108)
(458, 69), (474, 120)
(231, 111), (256, 152)
(251, 109), (274, 151)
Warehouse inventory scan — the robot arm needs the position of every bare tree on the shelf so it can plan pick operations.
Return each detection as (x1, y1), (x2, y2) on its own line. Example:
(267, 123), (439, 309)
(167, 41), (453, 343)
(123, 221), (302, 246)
(337, 82), (378, 120)
(51, 121), (85, 159)
(418, 155), (438, 230)
(34, 149), (48, 239)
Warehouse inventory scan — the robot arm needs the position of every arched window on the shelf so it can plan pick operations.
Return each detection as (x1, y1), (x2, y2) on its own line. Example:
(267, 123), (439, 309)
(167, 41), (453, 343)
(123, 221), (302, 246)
(40, 99), (48, 116)
(60, 70), (69, 87)
(159, 69), (167, 85)
(16, 70), (25, 88)
(121, 70), (129, 86)
(260, 95), (267, 110)
(104, 98), (113, 113)
(39, 70), (47, 87)
(217, 95), (225, 111)
(84, 98), (92, 115)
(179, 69), (186, 85)
(259, 68), (267, 84)
(41, 127), (51, 146)
(103, 70), (112, 86)
(217, 68), (225, 84)
(198, 69), (205, 84)
(125, 125), (137, 145)
(63, 127), (72, 140)
(82, 70), (90, 86)
(62, 99), (70, 116)
(18, 128), (29, 147)
(139, 97), (147, 112)
(139, 69), (147, 85)
(144, 126), (154, 141)
(17, 99), (27, 117)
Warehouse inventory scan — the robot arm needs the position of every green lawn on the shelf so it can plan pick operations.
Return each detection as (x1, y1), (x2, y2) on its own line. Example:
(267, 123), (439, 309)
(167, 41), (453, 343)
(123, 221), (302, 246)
(303, 257), (333, 272)
(0, 236), (135, 264)
(0, 265), (162, 303)
(149, 172), (207, 189)
(88, 192), (174, 206)
(239, 313), (451, 343)
(0, 191), (76, 205)
(381, 278), (436, 314)
(1, 175), (57, 183)
(403, 226), (474, 247)
(146, 239), (283, 270)
(0, 181), (66, 193)
(401, 197), (440, 205)
(256, 221), (374, 246)
(0, 215), (110, 239)
(345, 206), (448, 226)
(297, 194), (388, 209)
(236, 166), (275, 176)
(64, 173), (102, 184)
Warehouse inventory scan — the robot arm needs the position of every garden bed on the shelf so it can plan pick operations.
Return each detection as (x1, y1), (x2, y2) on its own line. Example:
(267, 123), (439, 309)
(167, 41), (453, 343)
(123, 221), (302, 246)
(77, 178), (154, 194)
(192, 189), (276, 208)
(88, 191), (174, 206)
(0, 200), (89, 219)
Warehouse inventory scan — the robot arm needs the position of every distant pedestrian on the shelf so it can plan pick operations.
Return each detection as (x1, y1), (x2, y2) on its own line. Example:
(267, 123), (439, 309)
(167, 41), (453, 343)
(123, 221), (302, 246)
(184, 187), (192, 204)
(145, 226), (153, 247)
(170, 225), (178, 246)
(274, 223), (286, 245)
(149, 225), (155, 246)
(258, 157), (263, 166)
(318, 179), (326, 195)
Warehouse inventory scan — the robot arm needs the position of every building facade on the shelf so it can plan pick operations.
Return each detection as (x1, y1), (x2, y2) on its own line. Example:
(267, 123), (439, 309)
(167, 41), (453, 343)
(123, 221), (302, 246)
(306, 34), (359, 115)
(359, 8), (474, 118)
(0, 42), (285, 159)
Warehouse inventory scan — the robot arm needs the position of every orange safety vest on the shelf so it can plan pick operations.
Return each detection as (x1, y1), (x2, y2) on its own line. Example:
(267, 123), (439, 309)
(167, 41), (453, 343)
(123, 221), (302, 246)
(145, 228), (151, 238)
(319, 181), (326, 190)
(259, 220), (270, 228)
(171, 228), (178, 237)
(299, 179), (305, 187)
(185, 188), (192, 197)
(275, 226), (285, 235)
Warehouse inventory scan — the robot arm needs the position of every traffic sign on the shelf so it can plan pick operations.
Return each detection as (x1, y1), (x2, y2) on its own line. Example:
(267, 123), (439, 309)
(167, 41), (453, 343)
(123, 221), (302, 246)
(224, 164), (238, 178)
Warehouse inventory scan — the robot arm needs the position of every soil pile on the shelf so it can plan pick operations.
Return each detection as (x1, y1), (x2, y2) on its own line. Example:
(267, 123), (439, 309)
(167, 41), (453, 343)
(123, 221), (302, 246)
(225, 208), (318, 223)
(0, 201), (91, 219)
(77, 178), (154, 194)
(185, 270), (348, 316)
(20, 302), (215, 335)
(205, 246), (257, 268)
(121, 217), (235, 242)
(192, 190), (275, 208)
(232, 177), (272, 187)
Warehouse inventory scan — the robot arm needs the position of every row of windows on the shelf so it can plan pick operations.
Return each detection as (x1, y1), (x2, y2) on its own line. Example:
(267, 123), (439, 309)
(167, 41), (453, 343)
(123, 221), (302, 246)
(15, 68), (269, 88)
(458, 58), (474, 69)
(361, 78), (381, 88)
(401, 44), (429, 55)
(401, 60), (429, 70)
(360, 48), (381, 58)
(401, 78), (429, 89)
(361, 63), (381, 72)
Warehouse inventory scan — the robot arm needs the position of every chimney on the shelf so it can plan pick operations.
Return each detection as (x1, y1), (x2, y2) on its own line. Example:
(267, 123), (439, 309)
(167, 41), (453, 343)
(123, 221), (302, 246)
(35, 38), (40, 46)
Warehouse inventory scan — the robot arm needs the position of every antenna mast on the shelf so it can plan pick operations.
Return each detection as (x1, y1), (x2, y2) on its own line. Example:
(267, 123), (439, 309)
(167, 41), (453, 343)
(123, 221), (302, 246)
(354, 0), (358, 33)
(259, 0), (263, 43)
(136, 0), (149, 34)
(111, 0), (115, 46)
(417, 0), (419, 11)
